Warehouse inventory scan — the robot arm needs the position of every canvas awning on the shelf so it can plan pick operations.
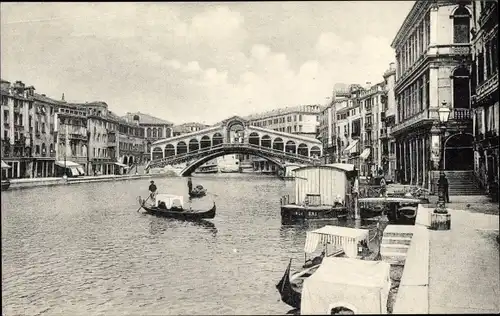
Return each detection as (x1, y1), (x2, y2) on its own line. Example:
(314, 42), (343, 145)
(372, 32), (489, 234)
(1, 160), (11, 169)
(304, 225), (369, 257)
(55, 160), (82, 168)
(115, 162), (130, 168)
(343, 140), (359, 154)
(360, 148), (371, 160)
(301, 257), (391, 314)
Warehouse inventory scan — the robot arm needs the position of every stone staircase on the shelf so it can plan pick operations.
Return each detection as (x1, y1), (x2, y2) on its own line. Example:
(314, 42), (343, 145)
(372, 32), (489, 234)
(380, 225), (415, 265)
(444, 171), (483, 196)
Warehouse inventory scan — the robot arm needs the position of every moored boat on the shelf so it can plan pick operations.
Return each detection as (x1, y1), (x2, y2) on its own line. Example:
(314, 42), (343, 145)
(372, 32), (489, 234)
(138, 193), (216, 220)
(189, 185), (207, 198)
(276, 225), (376, 309)
(1, 179), (10, 191)
(358, 196), (421, 225)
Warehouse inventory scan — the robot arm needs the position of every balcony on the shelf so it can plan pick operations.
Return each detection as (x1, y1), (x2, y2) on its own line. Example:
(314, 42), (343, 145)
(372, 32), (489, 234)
(475, 73), (498, 102)
(364, 122), (372, 130)
(451, 108), (472, 121)
(364, 140), (372, 147)
(380, 129), (389, 139)
(14, 124), (24, 130)
(69, 133), (88, 141)
(431, 44), (471, 56)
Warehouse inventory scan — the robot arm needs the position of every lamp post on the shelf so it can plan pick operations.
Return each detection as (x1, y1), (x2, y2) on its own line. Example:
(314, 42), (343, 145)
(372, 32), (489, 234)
(431, 101), (451, 230)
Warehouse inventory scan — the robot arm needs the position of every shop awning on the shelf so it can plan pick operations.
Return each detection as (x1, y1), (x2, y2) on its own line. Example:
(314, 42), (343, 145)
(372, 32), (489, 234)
(360, 148), (371, 160)
(55, 160), (82, 168)
(76, 167), (85, 175)
(1, 160), (11, 169)
(115, 162), (130, 168)
(343, 140), (359, 154)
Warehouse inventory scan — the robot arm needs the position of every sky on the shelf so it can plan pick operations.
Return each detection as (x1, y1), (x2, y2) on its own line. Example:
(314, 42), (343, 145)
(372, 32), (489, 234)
(1, 1), (414, 125)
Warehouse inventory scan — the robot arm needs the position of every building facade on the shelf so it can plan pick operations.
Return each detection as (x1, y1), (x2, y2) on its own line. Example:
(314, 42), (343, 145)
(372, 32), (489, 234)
(382, 63), (398, 182)
(391, 0), (474, 190)
(123, 112), (173, 162)
(172, 122), (209, 137)
(117, 118), (145, 167)
(471, 1), (498, 199)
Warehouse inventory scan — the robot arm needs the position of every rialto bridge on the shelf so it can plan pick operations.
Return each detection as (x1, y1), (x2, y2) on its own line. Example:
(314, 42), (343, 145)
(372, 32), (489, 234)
(147, 116), (323, 176)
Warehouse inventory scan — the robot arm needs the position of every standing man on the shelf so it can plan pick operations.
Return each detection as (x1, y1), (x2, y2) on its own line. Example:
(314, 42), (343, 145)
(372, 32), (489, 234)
(149, 180), (157, 204)
(187, 177), (193, 195)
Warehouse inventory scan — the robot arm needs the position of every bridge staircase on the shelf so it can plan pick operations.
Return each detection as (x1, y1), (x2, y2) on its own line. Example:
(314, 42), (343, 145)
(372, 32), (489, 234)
(444, 171), (483, 196)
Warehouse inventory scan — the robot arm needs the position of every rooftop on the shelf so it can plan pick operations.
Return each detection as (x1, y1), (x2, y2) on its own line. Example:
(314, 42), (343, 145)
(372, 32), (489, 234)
(123, 112), (173, 125)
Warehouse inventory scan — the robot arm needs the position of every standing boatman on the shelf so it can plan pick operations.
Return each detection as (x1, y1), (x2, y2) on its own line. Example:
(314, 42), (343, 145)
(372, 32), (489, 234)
(187, 177), (193, 195)
(149, 180), (157, 204)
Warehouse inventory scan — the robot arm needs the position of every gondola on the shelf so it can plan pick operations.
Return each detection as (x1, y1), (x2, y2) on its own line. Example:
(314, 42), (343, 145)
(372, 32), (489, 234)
(276, 259), (302, 309)
(138, 194), (216, 220)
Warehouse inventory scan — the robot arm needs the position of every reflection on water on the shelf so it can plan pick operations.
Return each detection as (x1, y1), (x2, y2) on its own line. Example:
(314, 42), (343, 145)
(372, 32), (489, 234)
(1, 174), (381, 315)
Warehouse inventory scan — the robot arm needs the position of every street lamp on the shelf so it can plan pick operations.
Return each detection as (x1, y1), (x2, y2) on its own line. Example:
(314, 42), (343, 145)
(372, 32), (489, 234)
(431, 101), (451, 230)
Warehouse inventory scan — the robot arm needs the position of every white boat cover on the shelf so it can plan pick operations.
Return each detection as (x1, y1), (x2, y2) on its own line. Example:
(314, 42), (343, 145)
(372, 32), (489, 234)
(155, 194), (184, 208)
(1, 160), (11, 169)
(115, 162), (129, 168)
(301, 257), (391, 315)
(304, 226), (369, 258)
(55, 160), (82, 168)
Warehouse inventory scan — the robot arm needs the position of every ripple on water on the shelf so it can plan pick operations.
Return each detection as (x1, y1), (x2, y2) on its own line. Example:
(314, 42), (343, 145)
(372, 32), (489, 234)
(2, 175), (376, 315)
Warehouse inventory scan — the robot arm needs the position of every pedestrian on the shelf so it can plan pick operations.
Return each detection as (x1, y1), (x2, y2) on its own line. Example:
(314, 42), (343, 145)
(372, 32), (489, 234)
(187, 177), (193, 194)
(149, 180), (157, 204)
(442, 175), (450, 203)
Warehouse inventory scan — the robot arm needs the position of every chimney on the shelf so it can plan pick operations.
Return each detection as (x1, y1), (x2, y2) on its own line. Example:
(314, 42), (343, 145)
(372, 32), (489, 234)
(389, 62), (395, 70)
(62, 93), (65, 101)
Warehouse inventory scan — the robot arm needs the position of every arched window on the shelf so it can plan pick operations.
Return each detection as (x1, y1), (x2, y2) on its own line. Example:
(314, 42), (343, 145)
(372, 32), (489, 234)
(453, 67), (470, 109)
(453, 6), (470, 44)
(147, 128), (152, 138)
(153, 128), (157, 138)
(158, 128), (163, 138)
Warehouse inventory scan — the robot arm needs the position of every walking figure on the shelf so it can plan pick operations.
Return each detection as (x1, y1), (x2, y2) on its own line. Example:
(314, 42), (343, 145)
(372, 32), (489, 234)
(187, 177), (193, 194)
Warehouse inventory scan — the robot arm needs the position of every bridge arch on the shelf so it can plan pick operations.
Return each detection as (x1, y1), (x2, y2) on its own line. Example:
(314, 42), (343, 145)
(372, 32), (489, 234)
(285, 140), (297, 154)
(248, 132), (260, 146)
(297, 143), (309, 157)
(212, 133), (223, 146)
(177, 141), (187, 155)
(152, 147), (163, 160)
(273, 137), (284, 151)
(179, 146), (284, 176)
(310, 145), (321, 158)
(189, 139), (199, 152)
(164, 144), (175, 157)
(261, 135), (272, 148)
(200, 135), (211, 150)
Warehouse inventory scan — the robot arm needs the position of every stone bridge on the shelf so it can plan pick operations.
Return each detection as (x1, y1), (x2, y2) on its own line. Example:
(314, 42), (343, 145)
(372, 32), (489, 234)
(147, 116), (323, 176)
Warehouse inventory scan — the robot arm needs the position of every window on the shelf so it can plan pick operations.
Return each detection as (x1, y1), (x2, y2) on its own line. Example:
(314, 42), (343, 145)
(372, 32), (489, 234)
(453, 7), (470, 43)
(453, 67), (470, 109)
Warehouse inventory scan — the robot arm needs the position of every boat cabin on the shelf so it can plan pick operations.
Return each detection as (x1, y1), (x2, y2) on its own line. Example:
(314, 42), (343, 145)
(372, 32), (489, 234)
(292, 164), (357, 207)
(301, 257), (391, 314)
(304, 225), (370, 259)
(155, 194), (184, 209)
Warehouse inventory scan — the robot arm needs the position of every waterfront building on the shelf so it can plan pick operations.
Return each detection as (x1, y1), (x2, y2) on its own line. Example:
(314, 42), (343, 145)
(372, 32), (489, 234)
(85, 102), (119, 175)
(382, 63), (398, 182)
(117, 116), (145, 167)
(470, 1), (498, 198)
(390, 0), (474, 190)
(54, 102), (89, 177)
(122, 112), (173, 162)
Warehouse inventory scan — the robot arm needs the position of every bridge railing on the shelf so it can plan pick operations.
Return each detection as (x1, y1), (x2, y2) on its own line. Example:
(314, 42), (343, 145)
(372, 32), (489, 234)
(150, 142), (321, 167)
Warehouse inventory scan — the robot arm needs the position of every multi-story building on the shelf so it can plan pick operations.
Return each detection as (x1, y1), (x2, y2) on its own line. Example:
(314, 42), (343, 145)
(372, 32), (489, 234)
(85, 102), (119, 175)
(471, 1), (498, 199)
(336, 86), (363, 168)
(245, 104), (323, 139)
(382, 63), (398, 182)
(117, 115), (145, 167)
(122, 112), (173, 162)
(390, 0), (474, 190)
(172, 122), (209, 136)
(54, 102), (89, 177)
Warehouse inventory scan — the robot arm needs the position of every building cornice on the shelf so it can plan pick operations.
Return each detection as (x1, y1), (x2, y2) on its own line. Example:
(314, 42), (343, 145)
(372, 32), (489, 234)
(391, 0), (433, 49)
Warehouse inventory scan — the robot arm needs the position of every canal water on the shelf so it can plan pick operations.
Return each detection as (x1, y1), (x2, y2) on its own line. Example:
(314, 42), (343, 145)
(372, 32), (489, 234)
(1, 174), (379, 315)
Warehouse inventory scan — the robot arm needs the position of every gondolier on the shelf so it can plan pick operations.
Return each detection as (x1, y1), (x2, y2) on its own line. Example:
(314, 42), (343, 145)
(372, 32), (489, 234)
(149, 180), (157, 203)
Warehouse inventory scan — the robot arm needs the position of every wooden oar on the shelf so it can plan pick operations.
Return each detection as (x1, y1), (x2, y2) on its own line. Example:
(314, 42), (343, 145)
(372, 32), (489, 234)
(137, 195), (150, 212)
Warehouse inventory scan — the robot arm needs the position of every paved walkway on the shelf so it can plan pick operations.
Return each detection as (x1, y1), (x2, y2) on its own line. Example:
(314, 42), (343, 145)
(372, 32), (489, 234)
(428, 207), (499, 313)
